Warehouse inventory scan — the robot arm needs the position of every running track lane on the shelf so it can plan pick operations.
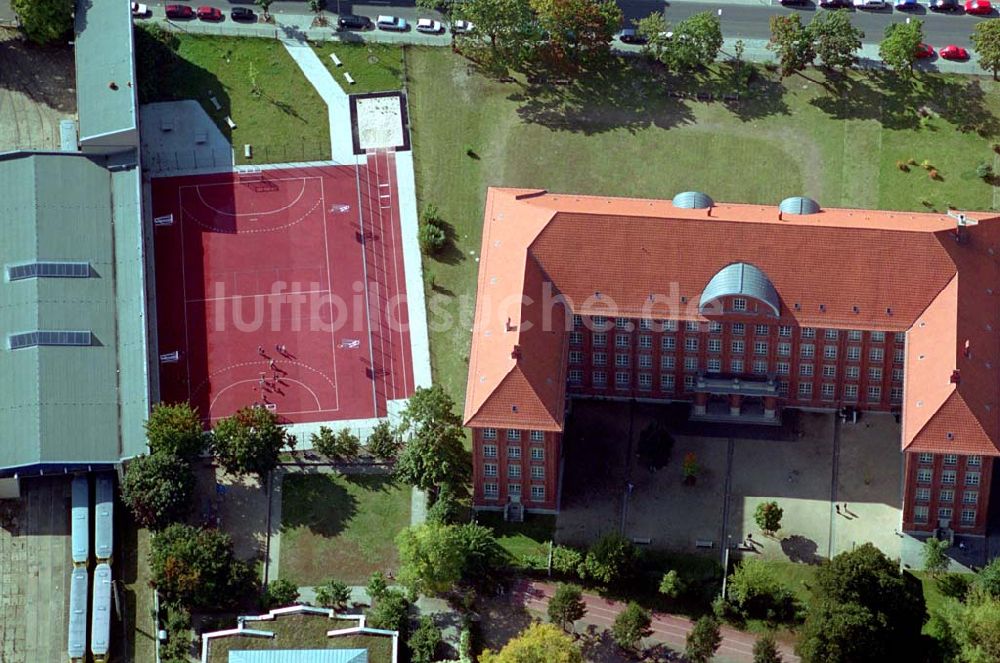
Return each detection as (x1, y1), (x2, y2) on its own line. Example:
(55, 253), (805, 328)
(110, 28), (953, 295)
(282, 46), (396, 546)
(512, 580), (800, 662)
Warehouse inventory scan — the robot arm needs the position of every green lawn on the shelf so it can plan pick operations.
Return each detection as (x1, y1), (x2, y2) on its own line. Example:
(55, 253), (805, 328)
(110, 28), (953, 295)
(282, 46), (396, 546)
(206, 614), (394, 663)
(120, 522), (156, 663)
(406, 47), (1000, 404)
(136, 30), (330, 164)
(476, 512), (556, 567)
(279, 473), (412, 585)
(311, 42), (404, 94)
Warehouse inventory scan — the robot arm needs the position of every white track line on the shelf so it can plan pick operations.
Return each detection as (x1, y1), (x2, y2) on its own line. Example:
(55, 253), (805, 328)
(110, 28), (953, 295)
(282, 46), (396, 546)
(179, 177), (313, 217)
(186, 289), (330, 304)
(177, 186), (193, 399)
(386, 150), (409, 398)
(208, 377), (324, 416)
(320, 173), (342, 413)
(354, 157), (380, 416)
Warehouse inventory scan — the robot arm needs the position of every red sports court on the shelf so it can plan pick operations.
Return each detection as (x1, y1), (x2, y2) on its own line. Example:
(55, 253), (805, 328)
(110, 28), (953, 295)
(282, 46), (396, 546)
(151, 157), (414, 425)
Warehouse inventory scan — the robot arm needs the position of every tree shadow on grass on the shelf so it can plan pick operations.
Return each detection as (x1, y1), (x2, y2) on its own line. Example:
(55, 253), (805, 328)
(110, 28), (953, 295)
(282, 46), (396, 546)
(428, 218), (466, 266)
(340, 472), (399, 494)
(780, 534), (824, 565)
(280, 475), (358, 537)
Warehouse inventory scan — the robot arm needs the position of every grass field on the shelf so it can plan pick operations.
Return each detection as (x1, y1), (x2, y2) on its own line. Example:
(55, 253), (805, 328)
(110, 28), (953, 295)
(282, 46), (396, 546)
(311, 42), (404, 94)
(406, 47), (1000, 403)
(279, 473), (412, 585)
(476, 512), (556, 566)
(136, 31), (330, 164)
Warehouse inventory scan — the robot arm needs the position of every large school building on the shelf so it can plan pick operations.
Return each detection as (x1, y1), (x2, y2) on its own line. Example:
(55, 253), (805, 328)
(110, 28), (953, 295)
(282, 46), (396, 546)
(464, 188), (1000, 536)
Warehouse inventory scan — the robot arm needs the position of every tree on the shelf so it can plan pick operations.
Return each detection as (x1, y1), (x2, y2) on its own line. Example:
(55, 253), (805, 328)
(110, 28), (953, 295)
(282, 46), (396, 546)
(530, 0), (622, 71)
(551, 545), (584, 576)
(580, 533), (638, 585)
(659, 569), (685, 599)
(394, 386), (471, 496)
(808, 10), (864, 72)
(753, 632), (784, 663)
(211, 406), (294, 479)
(367, 420), (401, 461)
(454, 0), (537, 69)
(255, 0), (273, 20)
(12, 0), (72, 44)
(145, 402), (206, 460)
(923, 538), (951, 577)
(419, 211), (448, 255)
(972, 19), (1000, 80)
(682, 452), (701, 483)
(612, 602), (652, 652)
(366, 571), (388, 602)
(548, 583), (587, 631)
(974, 556), (1000, 599)
(408, 616), (442, 663)
(637, 421), (674, 470)
(367, 589), (411, 634)
(879, 20), (923, 75)
(480, 623), (583, 663)
(149, 524), (253, 609)
(768, 14), (815, 78)
(121, 453), (195, 530)
(686, 615), (722, 663)
(308, 0), (325, 13)
(665, 12), (724, 73)
(311, 426), (361, 462)
(314, 579), (352, 608)
(426, 483), (468, 525)
(754, 501), (784, 536)
(939, 591), (1000, 663)
(397, 523), (466, 596)
(263, 578), (300, 608)
(727, 558), (795, 622)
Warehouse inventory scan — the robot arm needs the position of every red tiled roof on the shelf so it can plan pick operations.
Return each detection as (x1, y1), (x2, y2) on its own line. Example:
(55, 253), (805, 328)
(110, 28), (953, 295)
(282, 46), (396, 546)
(465, 188), (1000, 456)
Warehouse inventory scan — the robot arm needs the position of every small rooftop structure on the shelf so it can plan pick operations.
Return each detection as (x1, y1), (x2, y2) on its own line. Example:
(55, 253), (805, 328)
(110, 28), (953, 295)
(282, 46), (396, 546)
(672, 191), (713, 209)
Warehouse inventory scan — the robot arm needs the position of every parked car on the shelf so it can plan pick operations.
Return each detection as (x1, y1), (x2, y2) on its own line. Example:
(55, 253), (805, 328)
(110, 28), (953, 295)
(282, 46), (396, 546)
(779, 0), (812, 6)
(894, 0), (919, 9)
(940, 44), (969, 59)
(966, 0), (993, 13)
(617, 28), (648, 44)
(819, 0), (852, 7)
(376, 15), (408, 31)
(416, 18), (443, 33)
(853, 0), (889, 9)
(915, 43), (935, 58)
(338, 14), (372, 30)
(230, 7), (256, 21)
(130, 2), (149, 17)
(196, 6), (222, 21)
(451, 19), (475, 34)
(165, 4), (193, 19)
(929, 0), (961, 10)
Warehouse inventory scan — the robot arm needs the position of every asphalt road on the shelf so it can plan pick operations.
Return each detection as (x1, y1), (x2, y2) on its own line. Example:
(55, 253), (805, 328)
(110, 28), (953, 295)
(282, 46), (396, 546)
(143, 0), (993, 47)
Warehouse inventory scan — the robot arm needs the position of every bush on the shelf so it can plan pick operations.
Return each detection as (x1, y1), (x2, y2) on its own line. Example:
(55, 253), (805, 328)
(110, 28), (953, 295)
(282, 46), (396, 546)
(426, 484), (468, 525)
(145, 403), (206, 459)
(727, 559), (796, 623)
(159, 602), (192, 663)
(315, 579), (352, 608)
(551, 545), (584, 576)
(977, 161), (994, 180)
(659, 569), (685, 599)
(263, 578), (300, 609)
(367, 420), (401, 461)
(366, 571), (388, 603)
(548, 583), (587, 631)
(121, 452), (195, 531)
(311, 426), (361, 461)
(368, 589), (411, 635)
(419, 205), (448, 255)
(408, 615), (442, 663)
(580, 533), (638, 585)
(149, 524), (254, 610)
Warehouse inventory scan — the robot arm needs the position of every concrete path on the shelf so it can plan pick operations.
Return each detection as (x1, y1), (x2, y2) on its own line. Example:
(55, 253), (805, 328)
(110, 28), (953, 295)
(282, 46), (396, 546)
(513, 579), (801, 663)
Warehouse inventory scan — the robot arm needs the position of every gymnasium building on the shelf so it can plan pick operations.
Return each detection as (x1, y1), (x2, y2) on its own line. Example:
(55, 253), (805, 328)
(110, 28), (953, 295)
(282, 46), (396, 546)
(464, 188), (1000, 536)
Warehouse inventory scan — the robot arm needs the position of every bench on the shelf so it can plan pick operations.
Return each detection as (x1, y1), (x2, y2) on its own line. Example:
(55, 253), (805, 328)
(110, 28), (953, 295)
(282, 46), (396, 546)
(330, 53), (343, 67)
(244, 144), (252, 159)
(225, 116), (237, 129)
(344, 72), (355, 85)
(208, 95), (222, 111)
(695, 539), (715, 549)
(631, 537), (652, 545)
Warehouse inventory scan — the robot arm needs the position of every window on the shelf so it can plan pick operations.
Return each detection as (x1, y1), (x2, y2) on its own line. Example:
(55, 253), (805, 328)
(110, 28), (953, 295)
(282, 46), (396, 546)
(822, 383), (836, 400)
(731, 359), (744, 373)
(685, 337), (699, 352)
(569, 350), (583, 364)
(663, 320), (678, 332)
(776, 362), (790, 375)
(731, 340), (745, 354)
(800, 364), (814, 377)
(916, 488), (931, 502)
(7, 261), (91, 281)
(592, 316), (607, 329)
(894, 349), (905, 364)
(823, 365), (836, 378)
(638, 355), (652, 369)
(869, 367), (883, 381)
(530, 447), (544, 460)
(824, 345), (837, 360)
(966, 472), (981, 486)
(593, 371), (607, 386)
(709, 321), (723, 334)
(870, 347), (884, 363)
(845, 384), (858, 400)
(798, 382), (813, 398)
(778, 381), (789, 396)
(639, 373), (652, 390)
(531, 485), (545, 501)
(9, 330), (92, 349)
(708, 338), (722, 353)
(569, 331), (583, 345)
(507, 429), (521, 441)
(732, 322), (745, 335)
(616, 334), (629, 348)
(940, 489), (954, 503)
(484, 464), (498, 477)
(484, 444), (498, 458)
(944, 454), (958, 466)
(918, 469), (933, 484)
(963, 491), (978, 505)
(961, 509), (976, 525)
(754, 341), (768, 355)
(573, 314), (583, 328)
(969, 455), (982, 467)
(846, 366), (860, 379)
(530, 430), (544, 442)
(661, 374), (675, 390)
(801, 327), (816, 339)
(707, 358), (722, 373)
(914, 505), (929, 523)
(530, 466), (544, 481)
(639, 319), (653, 331)
(919, 452), (933, 464)
(847, 346), (861, 361)
(684, 356), (698, 372)
(508, 446), (522, 459)
(871, 331), (885, 342)
(892, 368), (904, 382)
(616, 371), (630, 387)
(483, 428), (498, 440)
(661, 336), (675, 351)
(639, 335), (652, 349)
(778, 325), (792, 337)
(615, 353), (630, 367)
(593, 333), (607, 347)
(938, 507), (953, 520)
(733, 297), (747, 311)
(593, 352), (607, 366)
(753, 360), (767, 374)
(800, 344), (815, 359)
(686, 321), (700, 332)
(755, 324), (770, 336)
(825, 329), (839, 340)
(891, 387), (903, 402)
(484, 483), (499, 499)
(777, 342), (791, 357)
(508, 483), (522, 496)
(661, 356), (675, 371)
(867, 386), (882, 402)
(684, 375), (695, 390)
(616, 317), (630, 329)
(942, 470), (957, 485)
(508, 464), (521, 479)
(848, 330), (862, 341)
(568, 370), (583, 385)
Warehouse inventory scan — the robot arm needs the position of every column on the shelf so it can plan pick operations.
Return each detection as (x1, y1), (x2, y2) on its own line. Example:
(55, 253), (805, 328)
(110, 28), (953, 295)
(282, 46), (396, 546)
(729, 393), (742, 417)
(764, 396), (777, 420)
(693, 391), (708, 415)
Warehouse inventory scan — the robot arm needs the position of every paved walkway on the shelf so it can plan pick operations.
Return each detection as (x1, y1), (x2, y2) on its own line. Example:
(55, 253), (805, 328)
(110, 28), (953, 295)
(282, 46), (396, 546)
(513, 580), (800, 663)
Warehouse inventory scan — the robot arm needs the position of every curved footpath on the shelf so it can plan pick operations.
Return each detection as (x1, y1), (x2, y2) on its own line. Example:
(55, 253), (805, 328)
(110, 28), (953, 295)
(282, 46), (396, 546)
(512, 579), (800, 663)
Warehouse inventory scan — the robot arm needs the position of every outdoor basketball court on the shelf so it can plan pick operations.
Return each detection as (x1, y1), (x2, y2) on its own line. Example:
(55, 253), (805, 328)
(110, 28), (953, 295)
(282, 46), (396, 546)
(151, 158), (414, 425)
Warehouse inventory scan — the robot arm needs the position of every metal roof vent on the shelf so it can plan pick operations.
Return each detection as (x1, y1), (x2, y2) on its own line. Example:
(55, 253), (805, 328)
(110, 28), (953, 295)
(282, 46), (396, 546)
(672, 191), (714, 209)
(779, 196), (821, 215)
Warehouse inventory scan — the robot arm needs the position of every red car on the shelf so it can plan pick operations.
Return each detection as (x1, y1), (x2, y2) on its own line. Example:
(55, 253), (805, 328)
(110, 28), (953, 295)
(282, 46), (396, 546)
(196, 6), (223, 20)
(165, 4), (193, 18)
(966, 0), (993, 13)
(940, 44), (970, 60)
(915, 43), (935, 59)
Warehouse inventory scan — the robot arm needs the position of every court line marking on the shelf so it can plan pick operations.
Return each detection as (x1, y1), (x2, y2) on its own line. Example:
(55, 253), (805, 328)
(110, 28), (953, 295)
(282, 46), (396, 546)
(177, 176), (315, 217)
(370, 150), (396, 401)
(386, 150), (410, 398)
(189, 358), (339, 402)
(185, 288), (331, 304)
(177, 185), (193, 399)
(209, 377), (324, 416)
(356, 154), (381, 416)
(319, 173), (343, 413)
(180, 196), (323, 234)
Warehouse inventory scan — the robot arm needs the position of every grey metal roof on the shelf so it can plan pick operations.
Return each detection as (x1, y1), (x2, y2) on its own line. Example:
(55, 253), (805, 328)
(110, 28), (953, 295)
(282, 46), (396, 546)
(95, 473), (114, 560)
(68, 567), (88, 658)
(229, 650), (368, 663)
(91, 563), (112, 656)
(779, 196), (820, 215)
(71, 475), (89, 564)
(74, 0), (138, 143)
(672, 191), (714, 209)
(699, 263), (780, 316)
